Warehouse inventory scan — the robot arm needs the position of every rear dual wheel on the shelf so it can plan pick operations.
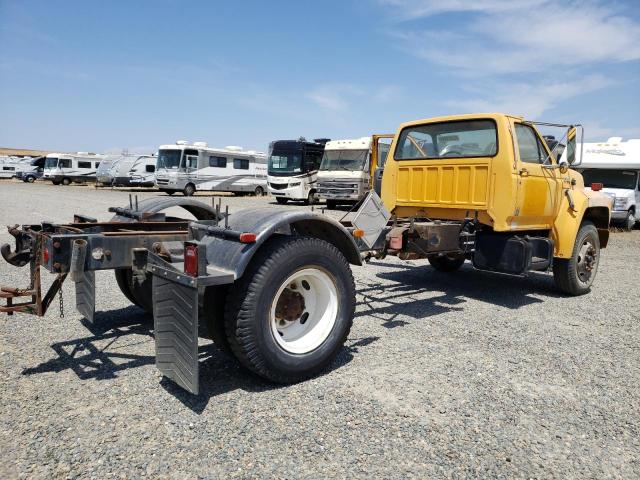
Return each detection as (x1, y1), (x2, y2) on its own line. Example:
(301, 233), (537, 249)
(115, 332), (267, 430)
(114, 268), (153, 314)
(222, 236), (355, 383)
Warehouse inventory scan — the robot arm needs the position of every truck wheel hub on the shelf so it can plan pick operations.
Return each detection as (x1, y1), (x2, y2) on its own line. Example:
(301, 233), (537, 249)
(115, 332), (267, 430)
(577, 241), (597, 281)
(270, 268), (338, 354)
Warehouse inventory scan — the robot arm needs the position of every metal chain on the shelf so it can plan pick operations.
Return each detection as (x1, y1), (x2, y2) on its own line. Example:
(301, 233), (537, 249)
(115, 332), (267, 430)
(58, 276), (64, 318)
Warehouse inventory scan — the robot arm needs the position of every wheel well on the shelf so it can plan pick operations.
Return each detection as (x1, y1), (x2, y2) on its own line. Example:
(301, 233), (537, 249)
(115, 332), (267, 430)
(291, 219), (361, 265)
(583, 206), (610, 248)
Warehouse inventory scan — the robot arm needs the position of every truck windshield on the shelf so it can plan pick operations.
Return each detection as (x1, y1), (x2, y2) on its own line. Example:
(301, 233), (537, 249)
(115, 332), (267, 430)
(581, 169), (638, 189)
(44, 157), (58, 168)
(395, 120), (498, 159)
(157, 150), (182, 170)
(268, 151), (303, 175)
(320, 149), (369, 171)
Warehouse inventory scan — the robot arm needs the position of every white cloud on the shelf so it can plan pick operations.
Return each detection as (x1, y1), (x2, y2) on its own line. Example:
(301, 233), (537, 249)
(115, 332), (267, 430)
(445, 75), (614, 119)
(306, 84), (401, 111)
(379, 0), (547, 20)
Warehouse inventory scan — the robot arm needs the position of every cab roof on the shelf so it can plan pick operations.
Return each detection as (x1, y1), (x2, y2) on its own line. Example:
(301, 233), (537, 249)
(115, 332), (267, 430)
(398, 113), (523, 129)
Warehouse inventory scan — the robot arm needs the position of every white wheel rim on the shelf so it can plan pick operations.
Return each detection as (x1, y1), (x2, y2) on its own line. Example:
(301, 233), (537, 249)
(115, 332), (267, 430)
(270, 267), (338, 354)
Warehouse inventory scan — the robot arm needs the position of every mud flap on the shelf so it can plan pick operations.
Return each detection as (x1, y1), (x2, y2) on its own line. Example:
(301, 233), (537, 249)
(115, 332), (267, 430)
(74, 270), (95, 323)
(152, 270), (200, 395)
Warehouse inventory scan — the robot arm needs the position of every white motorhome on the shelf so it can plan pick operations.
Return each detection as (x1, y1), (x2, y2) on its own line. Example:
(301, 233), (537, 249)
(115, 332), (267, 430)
(96, 154), (156, 187)
(127, 155), (157, 187)
(317, 136), (391, 209)
(0, 157), (28, 179)
(267, 138), (327, 204)
(155, 141), (267, 196)
(575, 137), (640, 230)
(42, 152), (105, 185)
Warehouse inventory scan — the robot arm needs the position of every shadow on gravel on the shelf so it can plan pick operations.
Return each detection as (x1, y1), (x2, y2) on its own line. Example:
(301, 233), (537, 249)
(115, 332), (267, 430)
(22, 306), (155, 380)
(161, 335), (381, 414)
(356, 261), (563, 327)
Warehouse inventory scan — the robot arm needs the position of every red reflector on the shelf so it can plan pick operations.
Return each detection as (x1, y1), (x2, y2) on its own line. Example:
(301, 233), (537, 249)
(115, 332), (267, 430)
(239, 232), (257, 243)
(43, 248), (50, 264)
(591, 182), (603, 191)
(184, 245), (198, 277)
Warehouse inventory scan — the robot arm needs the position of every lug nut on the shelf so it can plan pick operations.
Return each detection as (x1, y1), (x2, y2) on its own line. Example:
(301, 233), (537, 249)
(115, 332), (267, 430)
(53, 241), (61, 249)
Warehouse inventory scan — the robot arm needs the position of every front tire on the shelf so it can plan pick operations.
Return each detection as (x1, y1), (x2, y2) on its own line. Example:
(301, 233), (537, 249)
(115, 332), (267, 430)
(61, 177), (71, 186)
(224, 236), (355, 383)
(26, 175), (36, 183)
(183, 183), (196, 196)
(622, 210), (636, 231)
(276, 197), (288, 205)
(428, 254), (465, 272)
(51, 180), (61, 185)
(306, 191), (317, 205)
(254, 186), (264, 196)
(326, 200), (338, 210)
(553, 221), (600, 296)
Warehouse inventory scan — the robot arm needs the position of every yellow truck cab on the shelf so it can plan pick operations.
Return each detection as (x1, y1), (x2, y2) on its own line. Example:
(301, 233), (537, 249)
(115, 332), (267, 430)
(376, 113), (611, 295)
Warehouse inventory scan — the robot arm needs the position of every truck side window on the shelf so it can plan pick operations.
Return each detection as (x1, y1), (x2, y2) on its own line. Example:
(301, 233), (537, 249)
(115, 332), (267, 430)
(515, 124), (545, 164)
(59, 159), (71, 168)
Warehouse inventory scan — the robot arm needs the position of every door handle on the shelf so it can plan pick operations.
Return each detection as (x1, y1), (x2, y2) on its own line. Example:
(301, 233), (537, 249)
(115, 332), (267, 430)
(519, 168), (529, 177)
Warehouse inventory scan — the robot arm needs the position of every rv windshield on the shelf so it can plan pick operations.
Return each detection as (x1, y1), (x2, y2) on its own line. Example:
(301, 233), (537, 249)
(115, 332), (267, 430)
(320, 149), (368, 171)
(44, 157), (58, 168)
(268, 151), (302, 176)
(581, 169), (638, 190)
(157, 150), (182, 170)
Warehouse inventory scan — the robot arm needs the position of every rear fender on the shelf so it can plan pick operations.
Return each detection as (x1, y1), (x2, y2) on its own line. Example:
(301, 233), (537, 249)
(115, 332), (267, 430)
(197, 207), (362, 280)
(110, 197), (221, 222)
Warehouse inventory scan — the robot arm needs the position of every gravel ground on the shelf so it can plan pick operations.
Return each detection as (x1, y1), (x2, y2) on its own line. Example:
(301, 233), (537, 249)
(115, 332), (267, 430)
(0, 180), (638, 479)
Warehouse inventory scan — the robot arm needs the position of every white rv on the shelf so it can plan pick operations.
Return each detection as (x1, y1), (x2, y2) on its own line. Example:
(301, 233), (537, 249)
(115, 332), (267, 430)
(96, 154), (156, 187)
(317, 137), (391, 209)
(42, 152), (105, 185)
(127, 155), (157, 187)
(154, 141), (267, 196)
(574, 137), (640, 230)
(267, 138), (327, 204)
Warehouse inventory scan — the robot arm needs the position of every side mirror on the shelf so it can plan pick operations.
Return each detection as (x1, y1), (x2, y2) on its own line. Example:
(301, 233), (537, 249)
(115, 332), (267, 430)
(566, 126), (577, 165)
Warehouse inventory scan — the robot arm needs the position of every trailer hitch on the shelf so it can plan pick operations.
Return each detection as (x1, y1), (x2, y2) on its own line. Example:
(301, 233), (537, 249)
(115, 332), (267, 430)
(1, 225), (33, 267)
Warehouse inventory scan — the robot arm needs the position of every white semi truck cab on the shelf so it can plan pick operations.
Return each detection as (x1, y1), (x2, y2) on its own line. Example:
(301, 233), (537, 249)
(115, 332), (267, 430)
(267, 138), (328, 204)
(575, 137), (640, 230)
(317, 135), (393, 209)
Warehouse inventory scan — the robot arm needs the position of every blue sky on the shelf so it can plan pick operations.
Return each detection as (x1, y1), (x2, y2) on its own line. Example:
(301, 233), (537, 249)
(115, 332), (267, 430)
(1, 0), (639, 154)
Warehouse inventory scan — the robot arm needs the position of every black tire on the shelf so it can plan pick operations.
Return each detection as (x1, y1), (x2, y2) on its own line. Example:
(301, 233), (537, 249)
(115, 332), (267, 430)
(26, 175), (36, 183)
(115, 268), (138, 306)
(428, 254), (466, 272)
(254, 186), (264, 196)
(553, 221), (600, 296)
(306, 191), (317, 205)
(183, 183), (196, 196)
(224, 236), (355, 383)
(114, 268), (153, 313)
(622, 210), (636, 231)
(162, 189), (175, 196)
(61, 177), (71, 186)
(326, 200), (338, 210)
(276, 197), (288, 205)
(202, 285), (232, 355)
(51, 180), (61, 185)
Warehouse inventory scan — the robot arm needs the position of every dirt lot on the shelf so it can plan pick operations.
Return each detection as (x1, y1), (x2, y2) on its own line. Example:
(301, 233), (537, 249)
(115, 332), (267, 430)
(1, 180), (639, 479)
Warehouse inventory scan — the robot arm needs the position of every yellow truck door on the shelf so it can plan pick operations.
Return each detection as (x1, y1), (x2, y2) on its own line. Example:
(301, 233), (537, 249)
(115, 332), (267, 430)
(511, 122), (562, 229)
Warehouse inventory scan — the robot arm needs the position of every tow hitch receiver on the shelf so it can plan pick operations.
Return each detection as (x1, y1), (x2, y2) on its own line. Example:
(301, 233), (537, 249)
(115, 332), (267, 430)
(144, 250), (234, 394)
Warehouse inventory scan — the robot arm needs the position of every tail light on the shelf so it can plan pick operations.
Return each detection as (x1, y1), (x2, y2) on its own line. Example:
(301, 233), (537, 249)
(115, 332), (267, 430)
(239, 232), (257, 243)
(184, 244), (198, 277)
(591, 182), (603, 191)
(43, 247), (50, 264)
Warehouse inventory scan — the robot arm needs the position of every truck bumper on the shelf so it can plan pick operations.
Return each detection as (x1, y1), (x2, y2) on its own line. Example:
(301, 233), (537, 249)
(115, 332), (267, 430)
(610, 210), (629, 221)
